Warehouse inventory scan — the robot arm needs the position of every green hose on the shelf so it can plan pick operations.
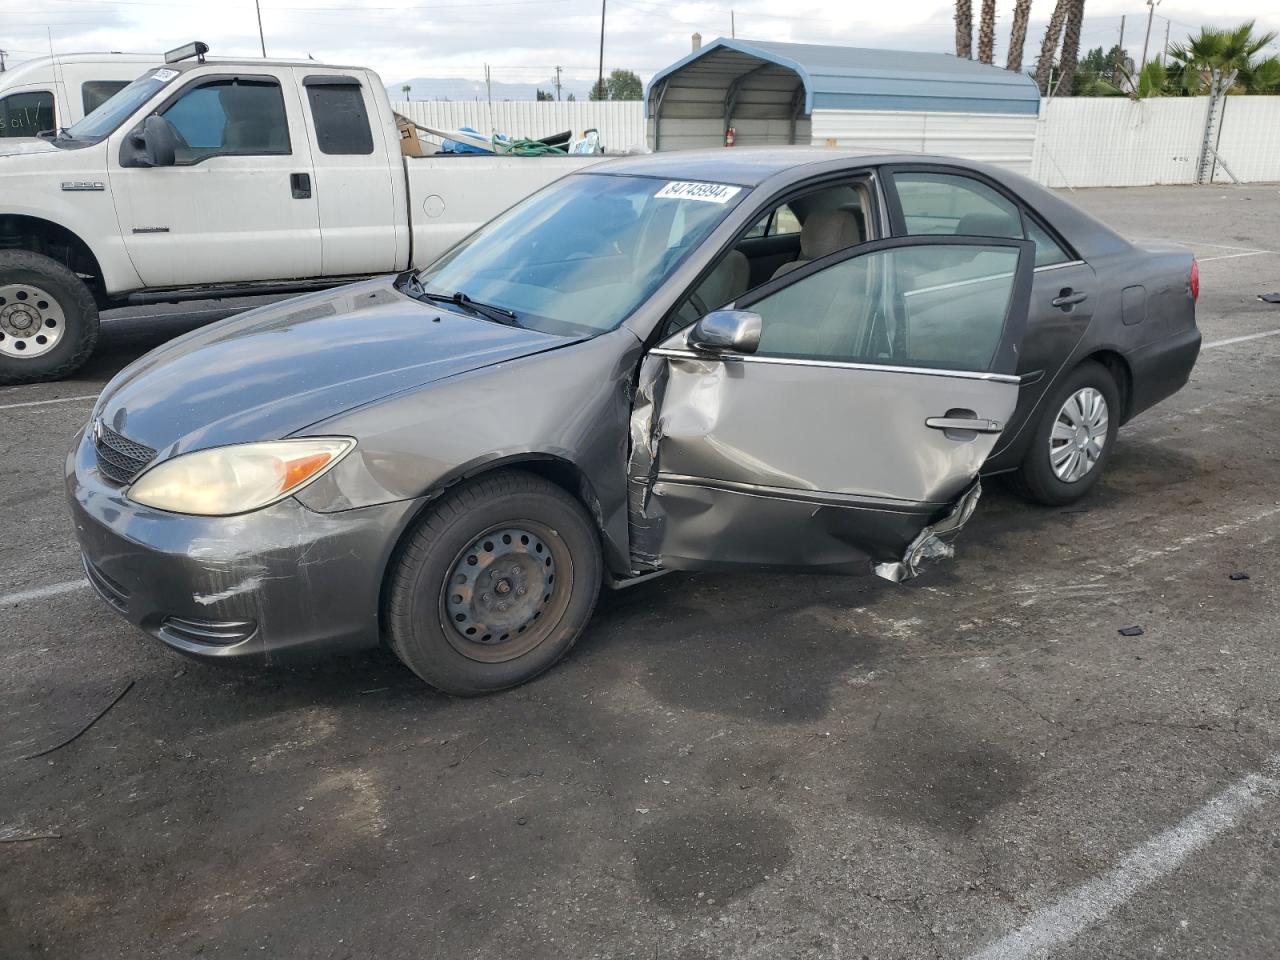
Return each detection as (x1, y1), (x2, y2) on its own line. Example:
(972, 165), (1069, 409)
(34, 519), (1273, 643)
(500, 137), (569, 157)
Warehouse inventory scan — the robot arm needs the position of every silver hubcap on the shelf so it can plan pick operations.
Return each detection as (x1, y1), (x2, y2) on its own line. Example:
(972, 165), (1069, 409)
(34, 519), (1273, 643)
(1050, 386), (1108, 483)
(0, 282), (65, 359)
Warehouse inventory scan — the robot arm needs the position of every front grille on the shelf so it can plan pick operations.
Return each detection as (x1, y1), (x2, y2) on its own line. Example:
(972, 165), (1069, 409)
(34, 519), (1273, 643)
(160, 616), (258, 647)
(94, 423), (156, 485)
(83, 555), (129, 613)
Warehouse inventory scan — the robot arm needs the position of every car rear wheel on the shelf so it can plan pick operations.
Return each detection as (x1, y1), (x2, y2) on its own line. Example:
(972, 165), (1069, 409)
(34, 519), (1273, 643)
(1009, 361), (1120, 506)
(0, 250), (99, 386)
(385, 470), (602, 695)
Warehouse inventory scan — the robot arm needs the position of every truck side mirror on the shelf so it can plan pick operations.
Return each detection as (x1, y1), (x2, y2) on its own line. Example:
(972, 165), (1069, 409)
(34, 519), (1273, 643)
(687, 309), (762, 355)
(127, 115), (180, 168)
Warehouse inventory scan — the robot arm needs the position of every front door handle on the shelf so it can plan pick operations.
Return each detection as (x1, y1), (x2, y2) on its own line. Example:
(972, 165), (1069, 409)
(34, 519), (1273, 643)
(290, 172), (312, 199)
(1051, 288), (1088, 308)
(926, 416), (1004, 433)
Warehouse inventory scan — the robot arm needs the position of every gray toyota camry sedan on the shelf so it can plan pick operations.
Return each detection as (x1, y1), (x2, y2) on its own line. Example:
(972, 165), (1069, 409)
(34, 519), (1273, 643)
(68, 148), (1200, 694)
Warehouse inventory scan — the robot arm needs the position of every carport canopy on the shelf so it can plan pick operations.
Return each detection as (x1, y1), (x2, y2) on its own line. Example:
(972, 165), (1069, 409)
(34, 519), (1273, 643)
(646, 38), (1041, 149)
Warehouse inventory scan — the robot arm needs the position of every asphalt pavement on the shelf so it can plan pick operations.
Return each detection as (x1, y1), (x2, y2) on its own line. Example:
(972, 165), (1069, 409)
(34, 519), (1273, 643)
(2, 184), (1278, 960)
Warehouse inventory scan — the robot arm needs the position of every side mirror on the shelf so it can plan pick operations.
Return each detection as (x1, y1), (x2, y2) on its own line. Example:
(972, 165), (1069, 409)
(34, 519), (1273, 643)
(687, 309), (762, 355)
(131, 115), (179, 167)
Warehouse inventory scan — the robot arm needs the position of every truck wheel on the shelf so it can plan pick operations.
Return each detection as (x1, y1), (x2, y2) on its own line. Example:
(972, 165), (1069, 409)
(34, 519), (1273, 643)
(1008, 361), (1120, 506)
(385, 470), (602, 696)
(0, 250), (100, 386)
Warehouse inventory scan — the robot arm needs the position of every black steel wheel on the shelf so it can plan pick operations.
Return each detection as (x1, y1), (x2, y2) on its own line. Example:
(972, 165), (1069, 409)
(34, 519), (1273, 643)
(385, 470), (602, 695)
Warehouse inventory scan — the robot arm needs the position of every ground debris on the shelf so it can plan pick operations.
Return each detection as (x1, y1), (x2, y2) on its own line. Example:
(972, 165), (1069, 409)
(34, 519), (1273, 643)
(1118, 626), (1145, 637)
(1229, 572), (1251, 581)
(18, 680), (134, 761)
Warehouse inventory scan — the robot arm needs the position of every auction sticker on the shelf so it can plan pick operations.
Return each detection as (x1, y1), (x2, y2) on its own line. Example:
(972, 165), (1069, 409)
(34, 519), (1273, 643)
(151, 68), (180, 82)
(654, 181), (742, 203)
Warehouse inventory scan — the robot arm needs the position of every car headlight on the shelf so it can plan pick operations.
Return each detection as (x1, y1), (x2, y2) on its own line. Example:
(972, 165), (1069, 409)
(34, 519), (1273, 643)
(128, 438), (355, 516)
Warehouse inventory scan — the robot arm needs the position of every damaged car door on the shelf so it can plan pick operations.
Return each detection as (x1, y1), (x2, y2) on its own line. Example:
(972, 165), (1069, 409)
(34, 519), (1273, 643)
(629, 235), (1035, 580)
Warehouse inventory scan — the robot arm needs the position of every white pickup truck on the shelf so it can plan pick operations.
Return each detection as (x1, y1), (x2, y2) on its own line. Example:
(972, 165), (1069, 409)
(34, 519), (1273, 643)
(0, 42), (604, 383)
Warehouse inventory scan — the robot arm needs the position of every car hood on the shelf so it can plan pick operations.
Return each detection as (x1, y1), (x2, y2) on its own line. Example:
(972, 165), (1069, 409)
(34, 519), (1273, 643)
(0, 137), (62, 159)
(95, 278), (578, 456)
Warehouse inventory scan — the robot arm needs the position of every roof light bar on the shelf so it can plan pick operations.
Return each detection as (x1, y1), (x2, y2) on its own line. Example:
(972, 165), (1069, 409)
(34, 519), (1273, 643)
(164, 41), (209, 64)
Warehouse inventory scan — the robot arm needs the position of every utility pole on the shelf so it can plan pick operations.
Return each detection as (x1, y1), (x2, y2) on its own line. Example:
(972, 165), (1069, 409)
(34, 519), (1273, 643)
(596, 0), (606, 102)
(554, 65), (562, 101)
(0, 49), (6, 73)
(1140, 0), (1160, 70)
(1113, 15), (1126, 85)
(1162, 21), (1170, 65)
(254, 0), (267, 57)
(731, 10), (736, 38)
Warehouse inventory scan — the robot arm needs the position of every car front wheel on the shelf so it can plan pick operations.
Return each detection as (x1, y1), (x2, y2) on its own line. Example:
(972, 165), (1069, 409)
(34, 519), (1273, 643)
(1010, 360), (1120, 506)
(385, 470), (602, 695)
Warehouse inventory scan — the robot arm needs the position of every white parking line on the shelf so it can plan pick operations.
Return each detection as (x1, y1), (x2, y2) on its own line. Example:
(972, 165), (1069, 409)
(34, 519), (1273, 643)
(1202, 328), (1280, 349)
(0, 579), (89, 606)
(1198, 250), (1273, 262)
(1137, 237), (1274, 254)
(966, 756), (1280, 960)
(0, 394), (97, 412)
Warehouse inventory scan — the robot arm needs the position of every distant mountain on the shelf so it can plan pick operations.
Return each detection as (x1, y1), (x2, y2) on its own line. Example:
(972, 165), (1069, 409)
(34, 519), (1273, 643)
(387, 76), (593, 102)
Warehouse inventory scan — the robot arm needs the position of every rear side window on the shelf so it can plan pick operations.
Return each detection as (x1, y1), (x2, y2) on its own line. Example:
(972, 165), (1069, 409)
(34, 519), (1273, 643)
(305, 81), (374, 155)
(1024, 216), (1073, 267)
(81, 80), (129, 116)
(892, 172), (1023, 239)
(161, 78), (290, 162)
(0, 90), (54, 138)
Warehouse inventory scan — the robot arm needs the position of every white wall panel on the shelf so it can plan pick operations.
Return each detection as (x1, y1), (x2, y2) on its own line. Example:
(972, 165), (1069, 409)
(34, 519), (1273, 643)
(810, 110), (1037, 174)
(1211, 96), (1280, 184)
(1030, 97), (1207, 187)
(393, 100), (647, 152)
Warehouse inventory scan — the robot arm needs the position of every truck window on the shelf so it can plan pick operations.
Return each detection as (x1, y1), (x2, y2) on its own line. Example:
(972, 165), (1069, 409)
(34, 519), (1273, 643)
(82, 80), (130, 116)
(0, 90), (54, 138)
(160, 77), (290, 163)
(304, 81), (374, 155)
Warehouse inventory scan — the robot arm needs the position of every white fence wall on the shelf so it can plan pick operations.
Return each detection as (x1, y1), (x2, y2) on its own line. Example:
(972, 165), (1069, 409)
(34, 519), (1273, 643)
(1212, 96), (1280, 184)
(391, 97), (1280, 187)
(392, 100), (646, 151)
(811, 109), (1038, 175)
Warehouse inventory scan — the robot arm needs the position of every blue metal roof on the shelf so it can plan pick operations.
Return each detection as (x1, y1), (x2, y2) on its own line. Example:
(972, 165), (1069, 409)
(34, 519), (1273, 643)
(646, 38), (1041, 116)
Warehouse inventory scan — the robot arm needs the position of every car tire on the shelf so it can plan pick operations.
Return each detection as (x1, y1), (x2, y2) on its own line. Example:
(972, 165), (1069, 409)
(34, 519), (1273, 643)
(0, 250), (100, 386)
(1008, 360), (1121, 507)
(385, 470), (603, 695)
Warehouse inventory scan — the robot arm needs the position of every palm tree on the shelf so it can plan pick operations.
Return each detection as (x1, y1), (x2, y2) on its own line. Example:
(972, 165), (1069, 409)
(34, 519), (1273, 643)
(1033, 0), (1071, 93)
(955, 0), (974, 59)
(1055, 0), (1086, 95)
(1006, 0), (1033, 72)
(977, 0), (997, 63)
(1166, 21), (1280, 94)
(400, 83), (411, 101)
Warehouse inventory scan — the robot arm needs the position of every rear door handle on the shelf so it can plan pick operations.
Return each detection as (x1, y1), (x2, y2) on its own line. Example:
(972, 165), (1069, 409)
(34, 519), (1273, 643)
(926, 416), (1004, 433)
(1051, 289), (1088, 308)
(290, 172), (312, 199)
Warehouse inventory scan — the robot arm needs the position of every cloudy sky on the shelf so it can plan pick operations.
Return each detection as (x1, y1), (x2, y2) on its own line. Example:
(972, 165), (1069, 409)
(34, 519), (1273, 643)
(4, 0), (1279, 89)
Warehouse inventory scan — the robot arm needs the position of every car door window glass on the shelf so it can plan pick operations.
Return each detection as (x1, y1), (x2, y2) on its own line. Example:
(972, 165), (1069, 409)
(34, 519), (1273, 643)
(893, 172), (1022, 239)
(161, 78), (290, 163)
(743, 243), (1020, 372)
(0, 90), (54, 138)
(1023, 216), (1073, 267)
(81, 80), (130, 116)
(305, 81), (374, 155)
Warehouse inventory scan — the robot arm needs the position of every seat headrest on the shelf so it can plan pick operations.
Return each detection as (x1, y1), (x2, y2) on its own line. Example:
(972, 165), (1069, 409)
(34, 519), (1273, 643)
(956, 212), (1020, 239)
(800, 209), (863, 261)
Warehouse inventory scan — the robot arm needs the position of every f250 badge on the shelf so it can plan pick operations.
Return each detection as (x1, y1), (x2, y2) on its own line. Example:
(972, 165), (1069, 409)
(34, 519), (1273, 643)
(61, 181), (105, 192)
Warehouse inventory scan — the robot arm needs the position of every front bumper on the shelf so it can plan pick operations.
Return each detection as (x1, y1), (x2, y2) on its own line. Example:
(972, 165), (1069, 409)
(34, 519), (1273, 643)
(65, 428), (421, 661)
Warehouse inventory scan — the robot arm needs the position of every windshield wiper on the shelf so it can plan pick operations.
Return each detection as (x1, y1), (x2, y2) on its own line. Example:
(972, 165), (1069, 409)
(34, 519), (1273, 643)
(409, 282), (520, 327)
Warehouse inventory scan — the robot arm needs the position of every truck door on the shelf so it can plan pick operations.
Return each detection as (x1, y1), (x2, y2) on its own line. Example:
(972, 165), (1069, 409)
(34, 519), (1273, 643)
(108, 67), (321, 288)
(293, 69), (403, 276)
(629, 236), (1035, 580)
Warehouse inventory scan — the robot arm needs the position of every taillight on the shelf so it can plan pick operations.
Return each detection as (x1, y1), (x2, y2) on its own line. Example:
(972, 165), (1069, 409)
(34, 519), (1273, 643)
(1190, 258), (1200, 302)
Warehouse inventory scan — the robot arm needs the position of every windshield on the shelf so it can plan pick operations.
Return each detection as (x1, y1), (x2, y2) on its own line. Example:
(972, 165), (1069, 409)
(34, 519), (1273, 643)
(417, 173), (746, 337)
(64, 68), (175, 141)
